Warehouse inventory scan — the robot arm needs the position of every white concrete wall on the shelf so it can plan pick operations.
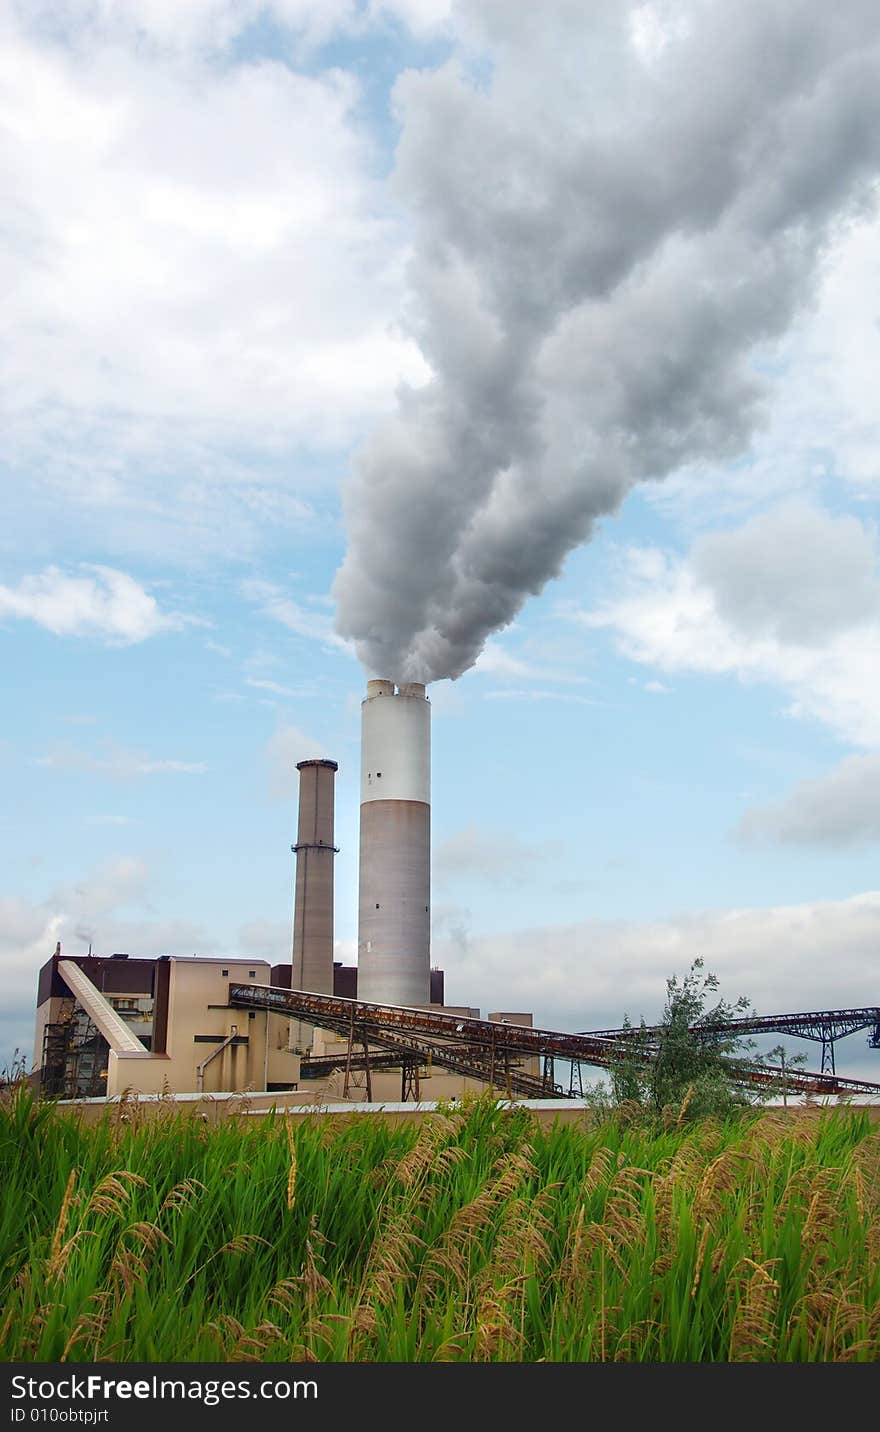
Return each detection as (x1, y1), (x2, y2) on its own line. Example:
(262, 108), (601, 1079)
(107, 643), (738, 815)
(360, 684), (430, 804)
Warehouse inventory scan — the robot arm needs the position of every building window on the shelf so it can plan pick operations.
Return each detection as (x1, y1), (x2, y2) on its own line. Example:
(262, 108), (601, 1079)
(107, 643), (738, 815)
(248, 970), (256, 978)
(221, 968), (228, 977)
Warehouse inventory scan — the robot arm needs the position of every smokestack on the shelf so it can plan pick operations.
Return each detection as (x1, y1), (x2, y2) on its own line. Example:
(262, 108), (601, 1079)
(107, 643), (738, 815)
(291, 758), (338, 995)
(358, 680), (430, 1006)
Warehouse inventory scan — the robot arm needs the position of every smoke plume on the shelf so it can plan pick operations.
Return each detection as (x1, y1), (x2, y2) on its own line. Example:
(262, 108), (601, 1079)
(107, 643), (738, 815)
(334, 0), (880, 683)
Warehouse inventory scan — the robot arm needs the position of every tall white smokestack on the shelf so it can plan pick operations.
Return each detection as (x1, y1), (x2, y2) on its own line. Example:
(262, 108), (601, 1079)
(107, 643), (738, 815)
(358, 679), (430, 1006)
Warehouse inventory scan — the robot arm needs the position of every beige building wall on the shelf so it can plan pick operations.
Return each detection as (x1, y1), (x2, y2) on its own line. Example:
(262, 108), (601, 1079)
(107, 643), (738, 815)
(106, 958), (301, 1097)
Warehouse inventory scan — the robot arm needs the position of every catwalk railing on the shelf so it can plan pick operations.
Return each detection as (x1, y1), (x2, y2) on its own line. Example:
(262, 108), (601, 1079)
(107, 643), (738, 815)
(229, 984), (880, 1101)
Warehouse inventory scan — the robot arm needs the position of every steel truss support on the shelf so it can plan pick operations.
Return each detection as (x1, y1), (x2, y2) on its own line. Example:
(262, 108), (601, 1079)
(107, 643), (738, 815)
(227, 984), (880, 1102)
(401, 1061), (420, 1102)
(362, 1039), (372, 1102)
(343, 1009), (355, 1099)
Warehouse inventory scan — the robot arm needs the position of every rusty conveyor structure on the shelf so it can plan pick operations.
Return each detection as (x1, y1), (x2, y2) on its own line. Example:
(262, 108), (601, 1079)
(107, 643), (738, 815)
(581, 1006), (880, 1076)
(229, 984), (880, 1102)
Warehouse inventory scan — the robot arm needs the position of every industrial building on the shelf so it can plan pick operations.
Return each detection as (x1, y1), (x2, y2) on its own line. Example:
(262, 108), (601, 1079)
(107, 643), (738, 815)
(32, 945), (453, 1101)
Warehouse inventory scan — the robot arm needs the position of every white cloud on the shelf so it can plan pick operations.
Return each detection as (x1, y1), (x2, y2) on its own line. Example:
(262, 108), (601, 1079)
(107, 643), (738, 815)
(18, 1), (448, 56)
(483, 688), (597, 705)
(36, 744), (208, 777)
(245, 678), (306, 698)
(434, 824), (555, 885)
(628, 2), (690, 67)
(0, 4), (429, 559)
(471, 641), (535, 679)
(238, 918), (290, 964)
(574, 505), (880, 748)
(370, 0), (453, 35)
(739, 754), (880, 847)
(0, 565), (194, 643)
(54, 855), (152, 917)
(244, 580), (354, 654)
(472, 638), (594, 687)
(691, 505), (880, 645)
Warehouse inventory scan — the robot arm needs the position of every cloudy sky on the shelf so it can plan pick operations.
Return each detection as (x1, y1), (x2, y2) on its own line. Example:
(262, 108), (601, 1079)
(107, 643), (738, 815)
(3, 0), (880, 1084)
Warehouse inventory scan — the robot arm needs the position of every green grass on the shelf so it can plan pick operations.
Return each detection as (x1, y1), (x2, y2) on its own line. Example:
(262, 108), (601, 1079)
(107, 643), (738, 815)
(1, 1089), (879, 1361)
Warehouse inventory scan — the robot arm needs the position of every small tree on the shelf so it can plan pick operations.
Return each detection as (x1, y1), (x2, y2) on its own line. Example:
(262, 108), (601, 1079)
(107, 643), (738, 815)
(615, 959), (761, 1120)
(608, 1013), (651, 1106)
(762, 1043), (807, 1107)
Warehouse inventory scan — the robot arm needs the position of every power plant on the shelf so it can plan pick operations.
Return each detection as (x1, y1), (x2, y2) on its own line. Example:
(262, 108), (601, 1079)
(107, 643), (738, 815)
(26, 676), (880, 1109)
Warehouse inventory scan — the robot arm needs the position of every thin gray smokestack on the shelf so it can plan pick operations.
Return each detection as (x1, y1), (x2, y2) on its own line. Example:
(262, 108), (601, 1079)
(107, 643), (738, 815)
(334, 1), (880, 683)
(291, 758), (338, 996)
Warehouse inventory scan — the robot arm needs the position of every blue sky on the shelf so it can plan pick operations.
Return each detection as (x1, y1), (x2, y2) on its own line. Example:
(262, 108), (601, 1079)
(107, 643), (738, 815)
(2, 0), (880, 1086)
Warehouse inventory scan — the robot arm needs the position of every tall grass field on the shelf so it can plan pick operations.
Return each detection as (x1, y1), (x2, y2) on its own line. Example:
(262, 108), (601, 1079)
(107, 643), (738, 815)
(2, 1090), (879, 1361)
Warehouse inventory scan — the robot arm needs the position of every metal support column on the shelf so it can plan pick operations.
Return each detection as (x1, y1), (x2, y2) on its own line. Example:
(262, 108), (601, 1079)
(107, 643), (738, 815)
(362, 1039), (373, 1102)
(401, 1061), (420, 1102)
(343, 1010), (355, 1098)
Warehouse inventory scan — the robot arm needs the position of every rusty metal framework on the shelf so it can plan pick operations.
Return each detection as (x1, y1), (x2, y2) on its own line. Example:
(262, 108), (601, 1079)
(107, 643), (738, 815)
(41, 1002), (109, 1100)
(400, 1060), (421, 1102)
(581, 1007), (880, 1077)
(229, 984), (880, 1102)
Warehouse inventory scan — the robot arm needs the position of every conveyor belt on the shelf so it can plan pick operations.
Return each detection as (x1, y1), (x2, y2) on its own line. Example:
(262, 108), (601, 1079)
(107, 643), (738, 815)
(230, 984), (880, 1100)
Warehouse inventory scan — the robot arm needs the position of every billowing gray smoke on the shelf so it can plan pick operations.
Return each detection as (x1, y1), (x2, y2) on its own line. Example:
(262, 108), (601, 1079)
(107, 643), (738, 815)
(334, 0), (880, 684)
